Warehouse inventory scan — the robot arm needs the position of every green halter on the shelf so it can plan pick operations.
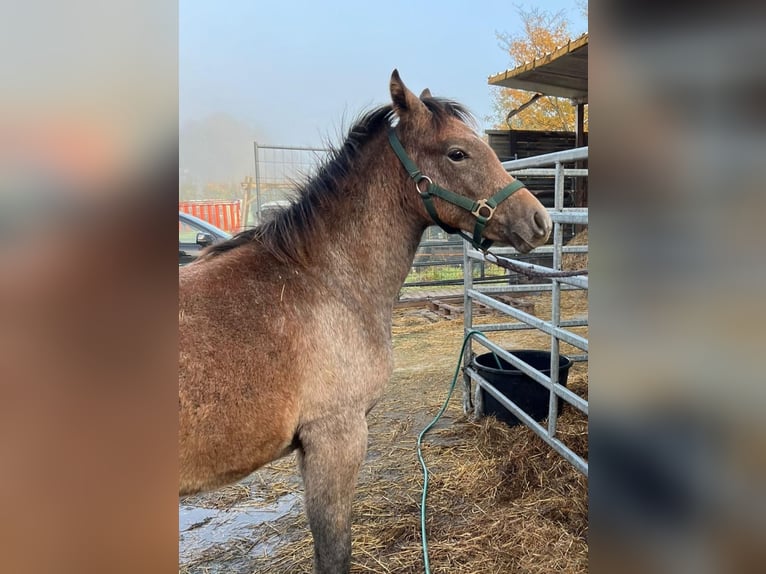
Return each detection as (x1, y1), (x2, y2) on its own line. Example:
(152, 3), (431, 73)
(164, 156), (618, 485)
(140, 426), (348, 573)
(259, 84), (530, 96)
(388, 128), (525, 252)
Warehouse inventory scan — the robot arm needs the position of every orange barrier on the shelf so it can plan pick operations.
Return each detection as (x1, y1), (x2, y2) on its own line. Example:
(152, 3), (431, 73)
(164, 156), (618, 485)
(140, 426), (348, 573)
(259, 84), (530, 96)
(179, 200), (242, 232)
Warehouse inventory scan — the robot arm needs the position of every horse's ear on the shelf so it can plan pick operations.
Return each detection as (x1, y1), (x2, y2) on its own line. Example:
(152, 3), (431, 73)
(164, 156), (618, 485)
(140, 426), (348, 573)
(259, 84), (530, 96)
(390, 69), (428, 119)
(420, 88), (432, 99)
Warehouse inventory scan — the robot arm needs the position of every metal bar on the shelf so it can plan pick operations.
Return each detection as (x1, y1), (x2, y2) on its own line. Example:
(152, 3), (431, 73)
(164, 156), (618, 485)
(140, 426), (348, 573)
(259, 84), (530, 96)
(480, 209), (590, 229)
(416, 239), (465, 248)
(410, 260), (465, 268)
(465, 353), (588, 363)
(255, 144), (330, 153)
(509, 168), (589, 177)
(476, 319), (588, 332)
(253, 142), (262, 221)
(467, 290), (589, 352)
(548, 161), (565, 437)
(474, 323), (537, 332)
(401, 275), (508, 288)
(465, 368), (588, 475)
(474, 284), (582, 294)
(470, 243), (587, 257)
(547, 210), (589, 224)
(462, 242), (475, 414)
(501, 146), (588, 170)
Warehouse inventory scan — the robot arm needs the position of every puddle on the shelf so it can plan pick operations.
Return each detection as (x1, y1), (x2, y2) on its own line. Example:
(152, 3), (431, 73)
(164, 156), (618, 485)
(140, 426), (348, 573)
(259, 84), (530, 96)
(179, 493), (300, 565)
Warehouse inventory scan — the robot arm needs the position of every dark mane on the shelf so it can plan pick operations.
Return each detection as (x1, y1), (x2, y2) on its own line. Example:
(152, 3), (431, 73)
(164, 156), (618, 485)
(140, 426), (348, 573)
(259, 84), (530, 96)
(198, 97), (473, 265)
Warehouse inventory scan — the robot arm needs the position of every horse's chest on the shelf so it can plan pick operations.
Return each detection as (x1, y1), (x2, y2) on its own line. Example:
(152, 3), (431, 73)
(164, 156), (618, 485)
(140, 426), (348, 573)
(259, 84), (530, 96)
(301, 312), (393, 413)
(323, 329), (392, 383)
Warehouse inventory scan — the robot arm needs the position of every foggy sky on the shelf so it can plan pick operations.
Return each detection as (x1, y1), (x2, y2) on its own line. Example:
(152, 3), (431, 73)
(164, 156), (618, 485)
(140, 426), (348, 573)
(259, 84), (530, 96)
(180, 0), (587, 181)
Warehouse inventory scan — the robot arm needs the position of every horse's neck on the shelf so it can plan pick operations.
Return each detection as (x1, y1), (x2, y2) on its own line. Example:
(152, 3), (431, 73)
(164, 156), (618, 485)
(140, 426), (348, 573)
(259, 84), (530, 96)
(313, 146), (426, 307)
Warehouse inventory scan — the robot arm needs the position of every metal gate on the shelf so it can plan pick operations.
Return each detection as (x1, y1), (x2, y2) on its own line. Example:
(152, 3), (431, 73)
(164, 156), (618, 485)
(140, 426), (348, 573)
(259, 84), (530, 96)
(462, 146), (589, 475)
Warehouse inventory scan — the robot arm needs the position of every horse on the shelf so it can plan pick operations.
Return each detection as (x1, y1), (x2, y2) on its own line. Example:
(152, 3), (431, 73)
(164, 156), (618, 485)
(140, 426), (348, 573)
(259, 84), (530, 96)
(179, 70), (552, 573)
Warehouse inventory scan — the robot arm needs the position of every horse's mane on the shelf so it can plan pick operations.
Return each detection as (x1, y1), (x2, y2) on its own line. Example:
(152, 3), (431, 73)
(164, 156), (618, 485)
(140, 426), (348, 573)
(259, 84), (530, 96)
(199, 97), (473, 266)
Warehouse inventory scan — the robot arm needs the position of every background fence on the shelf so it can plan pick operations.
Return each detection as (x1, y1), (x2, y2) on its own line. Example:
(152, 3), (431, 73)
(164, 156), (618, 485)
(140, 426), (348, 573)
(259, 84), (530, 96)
(246, 144), (330, 227)
(179, 199), (242, 233)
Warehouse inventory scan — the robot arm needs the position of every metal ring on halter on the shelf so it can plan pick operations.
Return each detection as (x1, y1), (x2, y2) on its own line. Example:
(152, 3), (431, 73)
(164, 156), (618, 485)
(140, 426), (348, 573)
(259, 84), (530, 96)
(414, 175), (433, 195)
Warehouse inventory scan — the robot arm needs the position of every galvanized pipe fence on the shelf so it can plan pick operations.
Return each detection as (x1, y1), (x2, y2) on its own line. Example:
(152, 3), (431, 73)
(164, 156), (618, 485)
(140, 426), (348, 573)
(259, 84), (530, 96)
(462, 146), (589, 475)
(247, 143), (330, 227)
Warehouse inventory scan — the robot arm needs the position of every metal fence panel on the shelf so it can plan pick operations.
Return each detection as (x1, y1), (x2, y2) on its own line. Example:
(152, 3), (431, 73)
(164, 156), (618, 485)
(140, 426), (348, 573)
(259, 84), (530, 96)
(463, 146), (589, 475)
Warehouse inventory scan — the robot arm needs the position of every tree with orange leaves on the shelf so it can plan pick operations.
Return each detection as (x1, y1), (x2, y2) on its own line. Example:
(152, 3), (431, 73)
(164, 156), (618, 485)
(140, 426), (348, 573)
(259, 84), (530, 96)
(491, 6), (587, 131)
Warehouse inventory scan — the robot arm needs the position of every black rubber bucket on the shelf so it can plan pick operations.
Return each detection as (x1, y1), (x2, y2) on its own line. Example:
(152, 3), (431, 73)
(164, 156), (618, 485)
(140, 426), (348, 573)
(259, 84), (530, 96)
(472, 350), (573, 426)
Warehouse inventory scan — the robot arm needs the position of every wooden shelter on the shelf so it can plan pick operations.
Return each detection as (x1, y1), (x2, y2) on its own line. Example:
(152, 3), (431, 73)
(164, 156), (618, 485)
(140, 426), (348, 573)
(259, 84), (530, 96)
(488, 33), (588, 102)
(488, 33), (588, 205)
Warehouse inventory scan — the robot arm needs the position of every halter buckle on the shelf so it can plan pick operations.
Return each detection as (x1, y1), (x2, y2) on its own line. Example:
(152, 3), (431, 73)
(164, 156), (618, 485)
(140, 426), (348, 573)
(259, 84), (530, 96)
(471, 199), (496, 220)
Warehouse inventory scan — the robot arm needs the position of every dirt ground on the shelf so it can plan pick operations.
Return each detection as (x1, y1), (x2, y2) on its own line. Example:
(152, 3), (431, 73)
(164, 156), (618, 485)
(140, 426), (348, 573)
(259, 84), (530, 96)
(179, 290), (588, 574)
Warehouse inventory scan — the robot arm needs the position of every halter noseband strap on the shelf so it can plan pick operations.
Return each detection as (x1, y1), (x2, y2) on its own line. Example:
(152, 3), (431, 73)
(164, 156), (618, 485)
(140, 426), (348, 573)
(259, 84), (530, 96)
(388, 128), (525, 252)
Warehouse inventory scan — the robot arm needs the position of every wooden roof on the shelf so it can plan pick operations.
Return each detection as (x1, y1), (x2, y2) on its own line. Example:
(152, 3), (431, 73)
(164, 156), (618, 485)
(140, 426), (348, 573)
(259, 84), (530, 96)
(488, 33), (588, 102)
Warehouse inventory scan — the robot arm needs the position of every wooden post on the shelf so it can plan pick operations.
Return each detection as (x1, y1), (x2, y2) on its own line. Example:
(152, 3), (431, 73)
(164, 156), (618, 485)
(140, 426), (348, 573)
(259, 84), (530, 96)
(240, 176), (254, 230)
(574, 101), (586, 209)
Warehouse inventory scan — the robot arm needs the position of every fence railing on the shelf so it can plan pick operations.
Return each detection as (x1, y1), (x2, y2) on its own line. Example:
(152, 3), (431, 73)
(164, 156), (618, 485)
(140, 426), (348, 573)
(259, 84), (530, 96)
(179, 199), (242, 233)
(462, 146), (589, 475)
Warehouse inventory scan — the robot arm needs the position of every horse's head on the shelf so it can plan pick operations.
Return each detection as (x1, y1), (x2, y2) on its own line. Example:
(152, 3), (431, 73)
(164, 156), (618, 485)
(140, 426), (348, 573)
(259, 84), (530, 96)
(388, 70), (551, 253)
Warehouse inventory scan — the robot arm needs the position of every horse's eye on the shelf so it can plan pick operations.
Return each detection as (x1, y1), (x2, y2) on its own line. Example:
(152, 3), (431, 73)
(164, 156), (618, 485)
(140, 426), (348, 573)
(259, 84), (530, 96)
(447, 149), (467, 162)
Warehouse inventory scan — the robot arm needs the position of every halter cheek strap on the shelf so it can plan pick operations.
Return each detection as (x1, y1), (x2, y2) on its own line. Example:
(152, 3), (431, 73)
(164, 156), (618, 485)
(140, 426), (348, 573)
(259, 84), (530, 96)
(388, 128), (525, 252)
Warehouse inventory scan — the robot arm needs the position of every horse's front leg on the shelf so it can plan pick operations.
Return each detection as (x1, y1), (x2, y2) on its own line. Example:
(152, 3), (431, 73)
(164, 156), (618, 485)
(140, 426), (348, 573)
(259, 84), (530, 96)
(297, 412), (368, 574)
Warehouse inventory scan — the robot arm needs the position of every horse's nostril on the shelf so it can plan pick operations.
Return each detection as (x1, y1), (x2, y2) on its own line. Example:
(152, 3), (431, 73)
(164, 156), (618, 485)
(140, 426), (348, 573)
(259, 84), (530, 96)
(533, 210), (550, 237)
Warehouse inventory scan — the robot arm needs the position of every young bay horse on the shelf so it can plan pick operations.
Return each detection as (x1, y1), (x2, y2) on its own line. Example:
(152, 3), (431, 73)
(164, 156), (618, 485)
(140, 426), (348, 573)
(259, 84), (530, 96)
(179, 70), (552, 573)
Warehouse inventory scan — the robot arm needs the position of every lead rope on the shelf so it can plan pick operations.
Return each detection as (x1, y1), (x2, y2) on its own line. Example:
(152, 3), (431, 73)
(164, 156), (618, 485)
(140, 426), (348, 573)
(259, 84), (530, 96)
(418, 330), (505, 574)
(482, 250), (588, 278)
(417, 330), (477, 574)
